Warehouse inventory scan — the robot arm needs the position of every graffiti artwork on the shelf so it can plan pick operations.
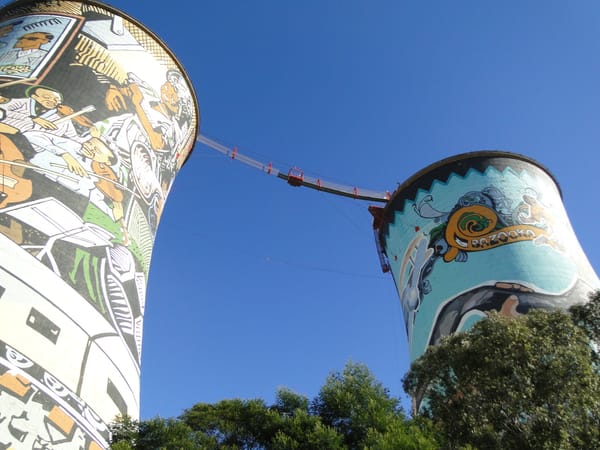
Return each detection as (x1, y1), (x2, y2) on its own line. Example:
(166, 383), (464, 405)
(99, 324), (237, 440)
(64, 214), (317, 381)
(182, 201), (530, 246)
(0, 1), (198, 448)
(0, 341), (107, 449)
(379, 153), (600, 361)
(0, 14), (80, 79)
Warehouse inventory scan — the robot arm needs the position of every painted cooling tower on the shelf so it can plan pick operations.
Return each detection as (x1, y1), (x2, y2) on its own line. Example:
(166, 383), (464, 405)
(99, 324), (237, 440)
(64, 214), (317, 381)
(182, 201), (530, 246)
(374, 151), (600, 362)
(0, 1), (197, 448)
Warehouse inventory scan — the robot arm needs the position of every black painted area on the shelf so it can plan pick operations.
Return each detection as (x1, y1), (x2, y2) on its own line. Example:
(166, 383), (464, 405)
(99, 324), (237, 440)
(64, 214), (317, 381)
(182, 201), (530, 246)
(26, 308), (60, 344)
(107, 378), (128, 416)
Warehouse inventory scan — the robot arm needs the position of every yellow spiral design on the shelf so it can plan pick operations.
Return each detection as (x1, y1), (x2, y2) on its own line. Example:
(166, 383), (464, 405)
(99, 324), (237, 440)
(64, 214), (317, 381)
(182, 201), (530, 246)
(452, 205), (498, 239)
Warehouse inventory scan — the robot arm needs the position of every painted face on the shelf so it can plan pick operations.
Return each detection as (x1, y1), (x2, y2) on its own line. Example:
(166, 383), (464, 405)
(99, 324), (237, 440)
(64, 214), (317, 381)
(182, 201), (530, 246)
(30, 87), (61, 109)
(82, 138), (114, 164)
(15, 32), (49, 50)
(0, 24), (14, 38)
(160, 81), (179, 113)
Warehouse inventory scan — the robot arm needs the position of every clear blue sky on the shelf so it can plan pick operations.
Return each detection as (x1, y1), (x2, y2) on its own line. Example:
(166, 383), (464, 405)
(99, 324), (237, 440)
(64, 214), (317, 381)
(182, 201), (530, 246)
(107, 1), (600, 419)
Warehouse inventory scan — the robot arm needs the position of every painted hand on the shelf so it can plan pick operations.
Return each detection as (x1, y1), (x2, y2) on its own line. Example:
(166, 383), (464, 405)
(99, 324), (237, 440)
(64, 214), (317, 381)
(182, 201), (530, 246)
(105, 84), (128, 112)
(112, 201), (124, 222)
(61, 153), (87, 177)
(32, 116), (57, 130)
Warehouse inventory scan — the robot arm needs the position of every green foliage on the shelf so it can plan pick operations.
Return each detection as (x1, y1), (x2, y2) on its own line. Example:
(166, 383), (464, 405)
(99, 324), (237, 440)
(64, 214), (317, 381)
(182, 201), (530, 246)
(273, 387), (309, 416)
(109, 415), (139, 449)
(364, 416), (440, 450)
(311, 362), (400, 449)
(112, 295), (600, 449)
(269, 388), (344, 449)
(404, 308), (600, 449)
(570, 290), (600, 365)
(182, 399), (281, 449)
(110, 363), (440, 449)
(270, 409), (344, 450)
(110, 415), (203, 450)
(136, 417), (200, 450)
(110, 442), (135, 450)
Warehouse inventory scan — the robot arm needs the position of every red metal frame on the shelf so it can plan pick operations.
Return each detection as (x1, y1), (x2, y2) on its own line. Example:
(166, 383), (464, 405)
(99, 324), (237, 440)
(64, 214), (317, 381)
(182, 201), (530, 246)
(287, 167), (304, 186)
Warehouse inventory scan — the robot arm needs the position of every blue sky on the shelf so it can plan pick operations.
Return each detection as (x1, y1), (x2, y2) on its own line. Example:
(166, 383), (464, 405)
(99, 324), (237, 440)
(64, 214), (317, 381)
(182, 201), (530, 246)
(106, 1), (600, 419)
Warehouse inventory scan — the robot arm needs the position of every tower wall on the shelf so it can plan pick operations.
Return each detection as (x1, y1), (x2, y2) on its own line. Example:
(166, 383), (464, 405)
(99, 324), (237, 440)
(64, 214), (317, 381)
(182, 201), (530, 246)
(378, 151), (600, 362)
(0, 1), (198, 448)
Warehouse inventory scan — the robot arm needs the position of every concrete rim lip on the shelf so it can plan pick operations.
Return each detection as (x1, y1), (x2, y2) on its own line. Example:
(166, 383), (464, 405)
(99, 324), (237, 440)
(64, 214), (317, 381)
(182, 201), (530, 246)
(383, 150), (561, 222)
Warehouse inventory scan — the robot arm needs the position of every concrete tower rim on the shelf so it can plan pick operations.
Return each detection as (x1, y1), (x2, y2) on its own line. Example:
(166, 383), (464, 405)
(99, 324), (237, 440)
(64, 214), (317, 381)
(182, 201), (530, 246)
(383, 150), (562, 219)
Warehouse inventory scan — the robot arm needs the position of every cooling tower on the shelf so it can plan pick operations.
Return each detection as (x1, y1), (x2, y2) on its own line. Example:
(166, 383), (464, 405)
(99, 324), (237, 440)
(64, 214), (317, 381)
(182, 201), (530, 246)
(373, 151), (600, 362)
(0, 1), (198, 448)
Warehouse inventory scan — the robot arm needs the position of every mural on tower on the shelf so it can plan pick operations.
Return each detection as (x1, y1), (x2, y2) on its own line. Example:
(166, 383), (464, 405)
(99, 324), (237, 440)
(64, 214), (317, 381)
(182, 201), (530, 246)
(378, 153), (600, 362)
(0, 1), (198, 448)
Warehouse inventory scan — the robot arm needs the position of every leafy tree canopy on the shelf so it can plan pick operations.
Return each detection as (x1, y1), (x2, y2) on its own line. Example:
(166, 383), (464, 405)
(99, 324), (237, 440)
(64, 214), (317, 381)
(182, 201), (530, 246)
(403, 291), (600, 450)
(111, 293), (600, 449)
(110, 363), (439, 449)
(311, 362), (401, 449)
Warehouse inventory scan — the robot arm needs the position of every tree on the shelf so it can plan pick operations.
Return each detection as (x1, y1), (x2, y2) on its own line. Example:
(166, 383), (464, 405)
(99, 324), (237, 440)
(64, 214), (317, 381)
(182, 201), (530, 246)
(272, 387), (310, 416)
(570, 290), (600, 366)
(403, 308), (600, 449)
(181, 392), (348, 449)
(269, 388), (344, 450)
(109, 415), (139, 449)
(311, 362), (437, 449)
(136, 417), (201, 450)
(110, 415), (203, 450)
(364, 416), (441, 450)
(111, 362), (440, 449)
(110, 442), (135, 450)
(269, 409), (344, 450)
(182, 398), (281, 449)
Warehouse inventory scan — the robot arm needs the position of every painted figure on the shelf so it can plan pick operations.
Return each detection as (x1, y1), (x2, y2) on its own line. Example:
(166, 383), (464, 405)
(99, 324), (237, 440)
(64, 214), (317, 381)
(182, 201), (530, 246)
(0, 3), (198, 448)
(0, 20), (22, 49)
(0, 85), (95, 176)
(380, 154), (600, 363)
(0, 31), (53, 70)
